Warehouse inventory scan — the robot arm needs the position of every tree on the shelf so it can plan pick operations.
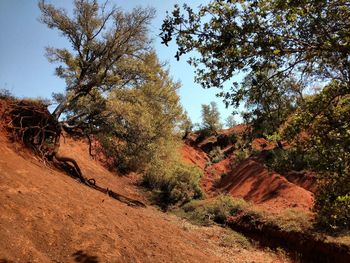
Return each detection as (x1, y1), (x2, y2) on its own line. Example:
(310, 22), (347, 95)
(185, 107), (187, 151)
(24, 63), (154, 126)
(241, 71), (304, 137)
(180, 110), (193, 139)
(39, 0), (155, 123)
(225, 115), (236, 128)
(201, 101), (222, 133)
(281, 81), (350, 230)
(160, 0), (350, 107)
(5, 0), (155, 188)
(98, 52), (185, 172)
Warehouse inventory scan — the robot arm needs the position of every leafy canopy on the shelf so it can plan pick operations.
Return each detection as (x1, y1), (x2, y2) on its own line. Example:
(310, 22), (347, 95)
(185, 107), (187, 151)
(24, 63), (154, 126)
(98, 52), (185, 172)
(161, 0), (350, 106)
(39, 0), (155, 121)
(201, 101), (222, 132)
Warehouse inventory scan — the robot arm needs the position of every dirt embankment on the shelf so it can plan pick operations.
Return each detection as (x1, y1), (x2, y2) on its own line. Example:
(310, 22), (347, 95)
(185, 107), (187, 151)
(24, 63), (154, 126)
(182, 128), (315, 213)
(181, 129), (350, 263)
(218, 159), (314, 213)
(0, 128), (287, 262)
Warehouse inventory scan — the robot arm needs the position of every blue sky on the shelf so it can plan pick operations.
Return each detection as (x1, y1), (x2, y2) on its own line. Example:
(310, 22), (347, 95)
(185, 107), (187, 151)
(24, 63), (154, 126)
(0, 0), (240, 125)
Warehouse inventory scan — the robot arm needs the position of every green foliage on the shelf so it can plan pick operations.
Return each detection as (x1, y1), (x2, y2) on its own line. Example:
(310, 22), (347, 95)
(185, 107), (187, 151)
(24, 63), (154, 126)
(281, 82), (350, 231)
(161, 1), (350, 103)
(266, 147), (312, 174)
(175, 194), (313, 235)
(99, 53), (185, 172)
(225, 115), (236, 128)
(142, 161), (203, 208)
(39, 0), (155, 121)
(179, 195), (250, 225)
(228, 133), (238, 145)
(267, 208), (313, 232)
(241, 72), (302, 137)
(233, 146), (250, 163)
(219, 230), (252, 249)
(314, 172), (350, 231)
(200, 101), (222, 133)
(179, 110), (193, 139)
(208, 146), (224, 164)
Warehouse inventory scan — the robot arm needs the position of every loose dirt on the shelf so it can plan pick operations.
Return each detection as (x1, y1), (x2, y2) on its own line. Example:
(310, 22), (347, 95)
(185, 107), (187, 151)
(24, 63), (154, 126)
(0, 130), (287, 263)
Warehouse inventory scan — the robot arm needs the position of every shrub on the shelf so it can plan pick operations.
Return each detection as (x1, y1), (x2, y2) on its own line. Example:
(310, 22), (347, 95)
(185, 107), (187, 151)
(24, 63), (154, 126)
(228, 133), (238, 144)
(280, 82), (350, 232)
(266, 147), (312, 174)
(142, 161), (203, 208)
(179, 195), (250, 225)
(267, 208), (313, 232)
(195, 128), (212, 143)
(209, 146), (224, 163)
(234, 148), (249, 163)
(219, 230), (252, 249)
(314, 170), (350, 232)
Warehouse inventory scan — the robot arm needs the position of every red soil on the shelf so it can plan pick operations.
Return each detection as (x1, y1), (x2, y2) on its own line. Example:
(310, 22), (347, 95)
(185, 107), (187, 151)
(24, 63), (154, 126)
(181, 143), (208, 170)
(201, 158), (233, 195)
(182, 128), (315, 213)
(218, 159), (314, 213)
(0, 127), (290, 262)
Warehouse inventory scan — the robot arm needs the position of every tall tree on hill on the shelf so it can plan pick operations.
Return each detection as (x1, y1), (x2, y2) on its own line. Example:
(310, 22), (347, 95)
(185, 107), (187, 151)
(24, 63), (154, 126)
(225, 115), (236, 128)
(5, 1), (158, 204)
(39, 0), (155, 125)
(201, 101), (222, 133)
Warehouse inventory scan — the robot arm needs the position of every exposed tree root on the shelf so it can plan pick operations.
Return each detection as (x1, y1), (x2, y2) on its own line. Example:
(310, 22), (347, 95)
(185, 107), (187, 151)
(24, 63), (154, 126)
(3, 99), (146, 208)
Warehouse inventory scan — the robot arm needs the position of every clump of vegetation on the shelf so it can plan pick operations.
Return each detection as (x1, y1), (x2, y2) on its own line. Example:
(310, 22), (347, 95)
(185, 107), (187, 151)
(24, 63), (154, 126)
(267, 208), (313, 232)
(97, 52), (185, 173)
(175, 195), (313, 234)
(281, 82), (350, 232)
(228, 133), (238, 145)
(219, 229), (252, 249)
(266, 147), (312, 174)
(142, 160), (203, 209)
(314, 175), (350, 232)
(200, 101), (222, 134)
(175, 195), (251, 226)
(234, 148), (250, 163)
(208, 146), (224, 164)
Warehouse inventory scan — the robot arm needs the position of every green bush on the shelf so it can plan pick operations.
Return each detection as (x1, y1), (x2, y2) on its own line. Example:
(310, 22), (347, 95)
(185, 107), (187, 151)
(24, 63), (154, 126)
(266, 147), (312, 174)
(234, 148), (250, 163)
(209, 146), (224, 163)
(228, 133), (238, 144)
(142, 161), (203, 208)
(179, 195), (250, 225)
(219, 230), (252, 249)
(314, 171), (350, 231)
(267, 208), (313, 232)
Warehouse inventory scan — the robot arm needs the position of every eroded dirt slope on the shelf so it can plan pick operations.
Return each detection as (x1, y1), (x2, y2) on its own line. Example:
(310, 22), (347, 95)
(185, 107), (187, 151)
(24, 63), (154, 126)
(181, 128), (314, 213)
(0, 131), (286, 263)
(218, 158), (314, 212)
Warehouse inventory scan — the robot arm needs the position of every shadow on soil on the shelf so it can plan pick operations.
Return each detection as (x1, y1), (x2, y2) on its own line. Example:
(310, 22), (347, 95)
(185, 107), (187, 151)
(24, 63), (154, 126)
(72, 250), (99, 263)
(0, 260), (14, 263)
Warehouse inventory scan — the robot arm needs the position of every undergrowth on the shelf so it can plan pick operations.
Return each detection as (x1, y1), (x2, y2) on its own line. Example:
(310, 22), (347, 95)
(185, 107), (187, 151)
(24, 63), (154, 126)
(172, 195), (313, 234)
(142, 161), (203, 209)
